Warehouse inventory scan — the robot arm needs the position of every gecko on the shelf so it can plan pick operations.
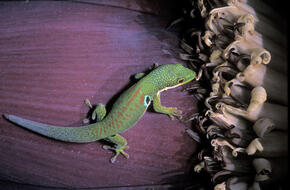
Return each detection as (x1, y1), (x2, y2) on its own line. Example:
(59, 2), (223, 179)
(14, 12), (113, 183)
(4, 64), (196, 163)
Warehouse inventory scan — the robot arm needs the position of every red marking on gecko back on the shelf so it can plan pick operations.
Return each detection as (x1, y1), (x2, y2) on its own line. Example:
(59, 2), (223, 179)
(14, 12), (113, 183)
(122, 107), (127, 112)
(128, 85), (136, 92)
(111, 118), (116, 129)
(140, 93), (145, 105)
(127, 86), (142, 105)
(118, 111), (126, 120)
(103, 127), (107, 133)
(99, 126), (102, 137)
(115, 120), (120, 129)
(115, 100), (123, 106)
(117, 111), (123, 117)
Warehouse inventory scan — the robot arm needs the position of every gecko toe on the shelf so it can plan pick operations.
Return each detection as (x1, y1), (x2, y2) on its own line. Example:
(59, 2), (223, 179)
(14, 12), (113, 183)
(103, 145), (129, 163)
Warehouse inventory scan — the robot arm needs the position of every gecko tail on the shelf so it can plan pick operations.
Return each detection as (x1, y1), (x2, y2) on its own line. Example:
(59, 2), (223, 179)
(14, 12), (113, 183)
(3, 114), (99, 143)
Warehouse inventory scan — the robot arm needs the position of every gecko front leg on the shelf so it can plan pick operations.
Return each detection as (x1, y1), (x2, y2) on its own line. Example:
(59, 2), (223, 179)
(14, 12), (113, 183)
(152, 92), (182, 120)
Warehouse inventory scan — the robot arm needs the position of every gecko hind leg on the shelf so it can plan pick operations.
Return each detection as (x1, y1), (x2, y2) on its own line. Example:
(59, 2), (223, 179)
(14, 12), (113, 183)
(84, 99), (128, 163)
(103, 134), (129, 163)
(83, 99), (106, 123)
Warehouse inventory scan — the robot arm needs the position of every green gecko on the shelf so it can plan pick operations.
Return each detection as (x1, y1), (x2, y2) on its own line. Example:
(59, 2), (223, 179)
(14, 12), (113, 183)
(4, 64), (196, 163)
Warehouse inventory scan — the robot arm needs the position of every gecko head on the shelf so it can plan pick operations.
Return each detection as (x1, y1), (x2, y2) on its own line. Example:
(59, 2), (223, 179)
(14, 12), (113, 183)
(158, 64), (196, 89)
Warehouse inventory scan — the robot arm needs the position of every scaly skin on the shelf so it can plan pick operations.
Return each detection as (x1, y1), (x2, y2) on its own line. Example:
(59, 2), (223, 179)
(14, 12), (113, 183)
(4, 64), (196, 163)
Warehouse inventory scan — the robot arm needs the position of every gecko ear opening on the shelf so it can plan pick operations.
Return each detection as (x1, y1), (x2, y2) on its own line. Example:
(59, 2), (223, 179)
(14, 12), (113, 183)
(144, 95), (151, 107)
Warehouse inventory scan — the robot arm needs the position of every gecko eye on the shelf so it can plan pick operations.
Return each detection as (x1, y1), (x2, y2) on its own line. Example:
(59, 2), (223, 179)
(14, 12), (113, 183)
(178, 78), (184, 83)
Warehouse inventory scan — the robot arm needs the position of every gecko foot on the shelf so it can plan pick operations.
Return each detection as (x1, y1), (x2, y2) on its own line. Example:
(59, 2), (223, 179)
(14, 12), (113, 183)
(84, 98), (93, 108)
(167, 107), (183, 120)
(103, 145), (129, 163)
(82, 118), (90, 124)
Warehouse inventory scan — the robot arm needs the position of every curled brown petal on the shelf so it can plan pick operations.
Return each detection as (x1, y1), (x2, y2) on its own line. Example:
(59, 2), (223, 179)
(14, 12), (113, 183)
(207, 5), (255, 35)
(197, 148), (208, 161)
(203, 30), (215, 46)
(224, 129), (241, 139)
(191, 30), (205, 51)
(252, 117), (275, 138)
(222, 86), (267, 121)
(225, 123), (256, 148)
(212, 170), (232, 183)
(186, 128), (201, 143)
(208, 111), (235, 129)
(228, 52), (251, 71)
(224, 78), (251, 104)
(204, 156), (222, 174)
(236, 63), (288, 105)
(213, 65), (239, 77)
(194, 161), (205, 173)
(211, 138), (245, 157)
(214, 181), (226, 190)
(214, 34), (233, 50)
(253, 103), (288, 130)
(180, 38), (195, 54)
(220, 146), (253, 173)
(252, 158), (272, 182)
(205, 95), (219, 110)
(196, 116), (208, 134)
(219, 96), (246, 108)
(255, 131), (288, 157)
(225, 176), (256, 190)
(197, 62), (221, 81)
(223, 35), (271, 65)
(259, 157), (288, 185)
(206, 125), (225, 139)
